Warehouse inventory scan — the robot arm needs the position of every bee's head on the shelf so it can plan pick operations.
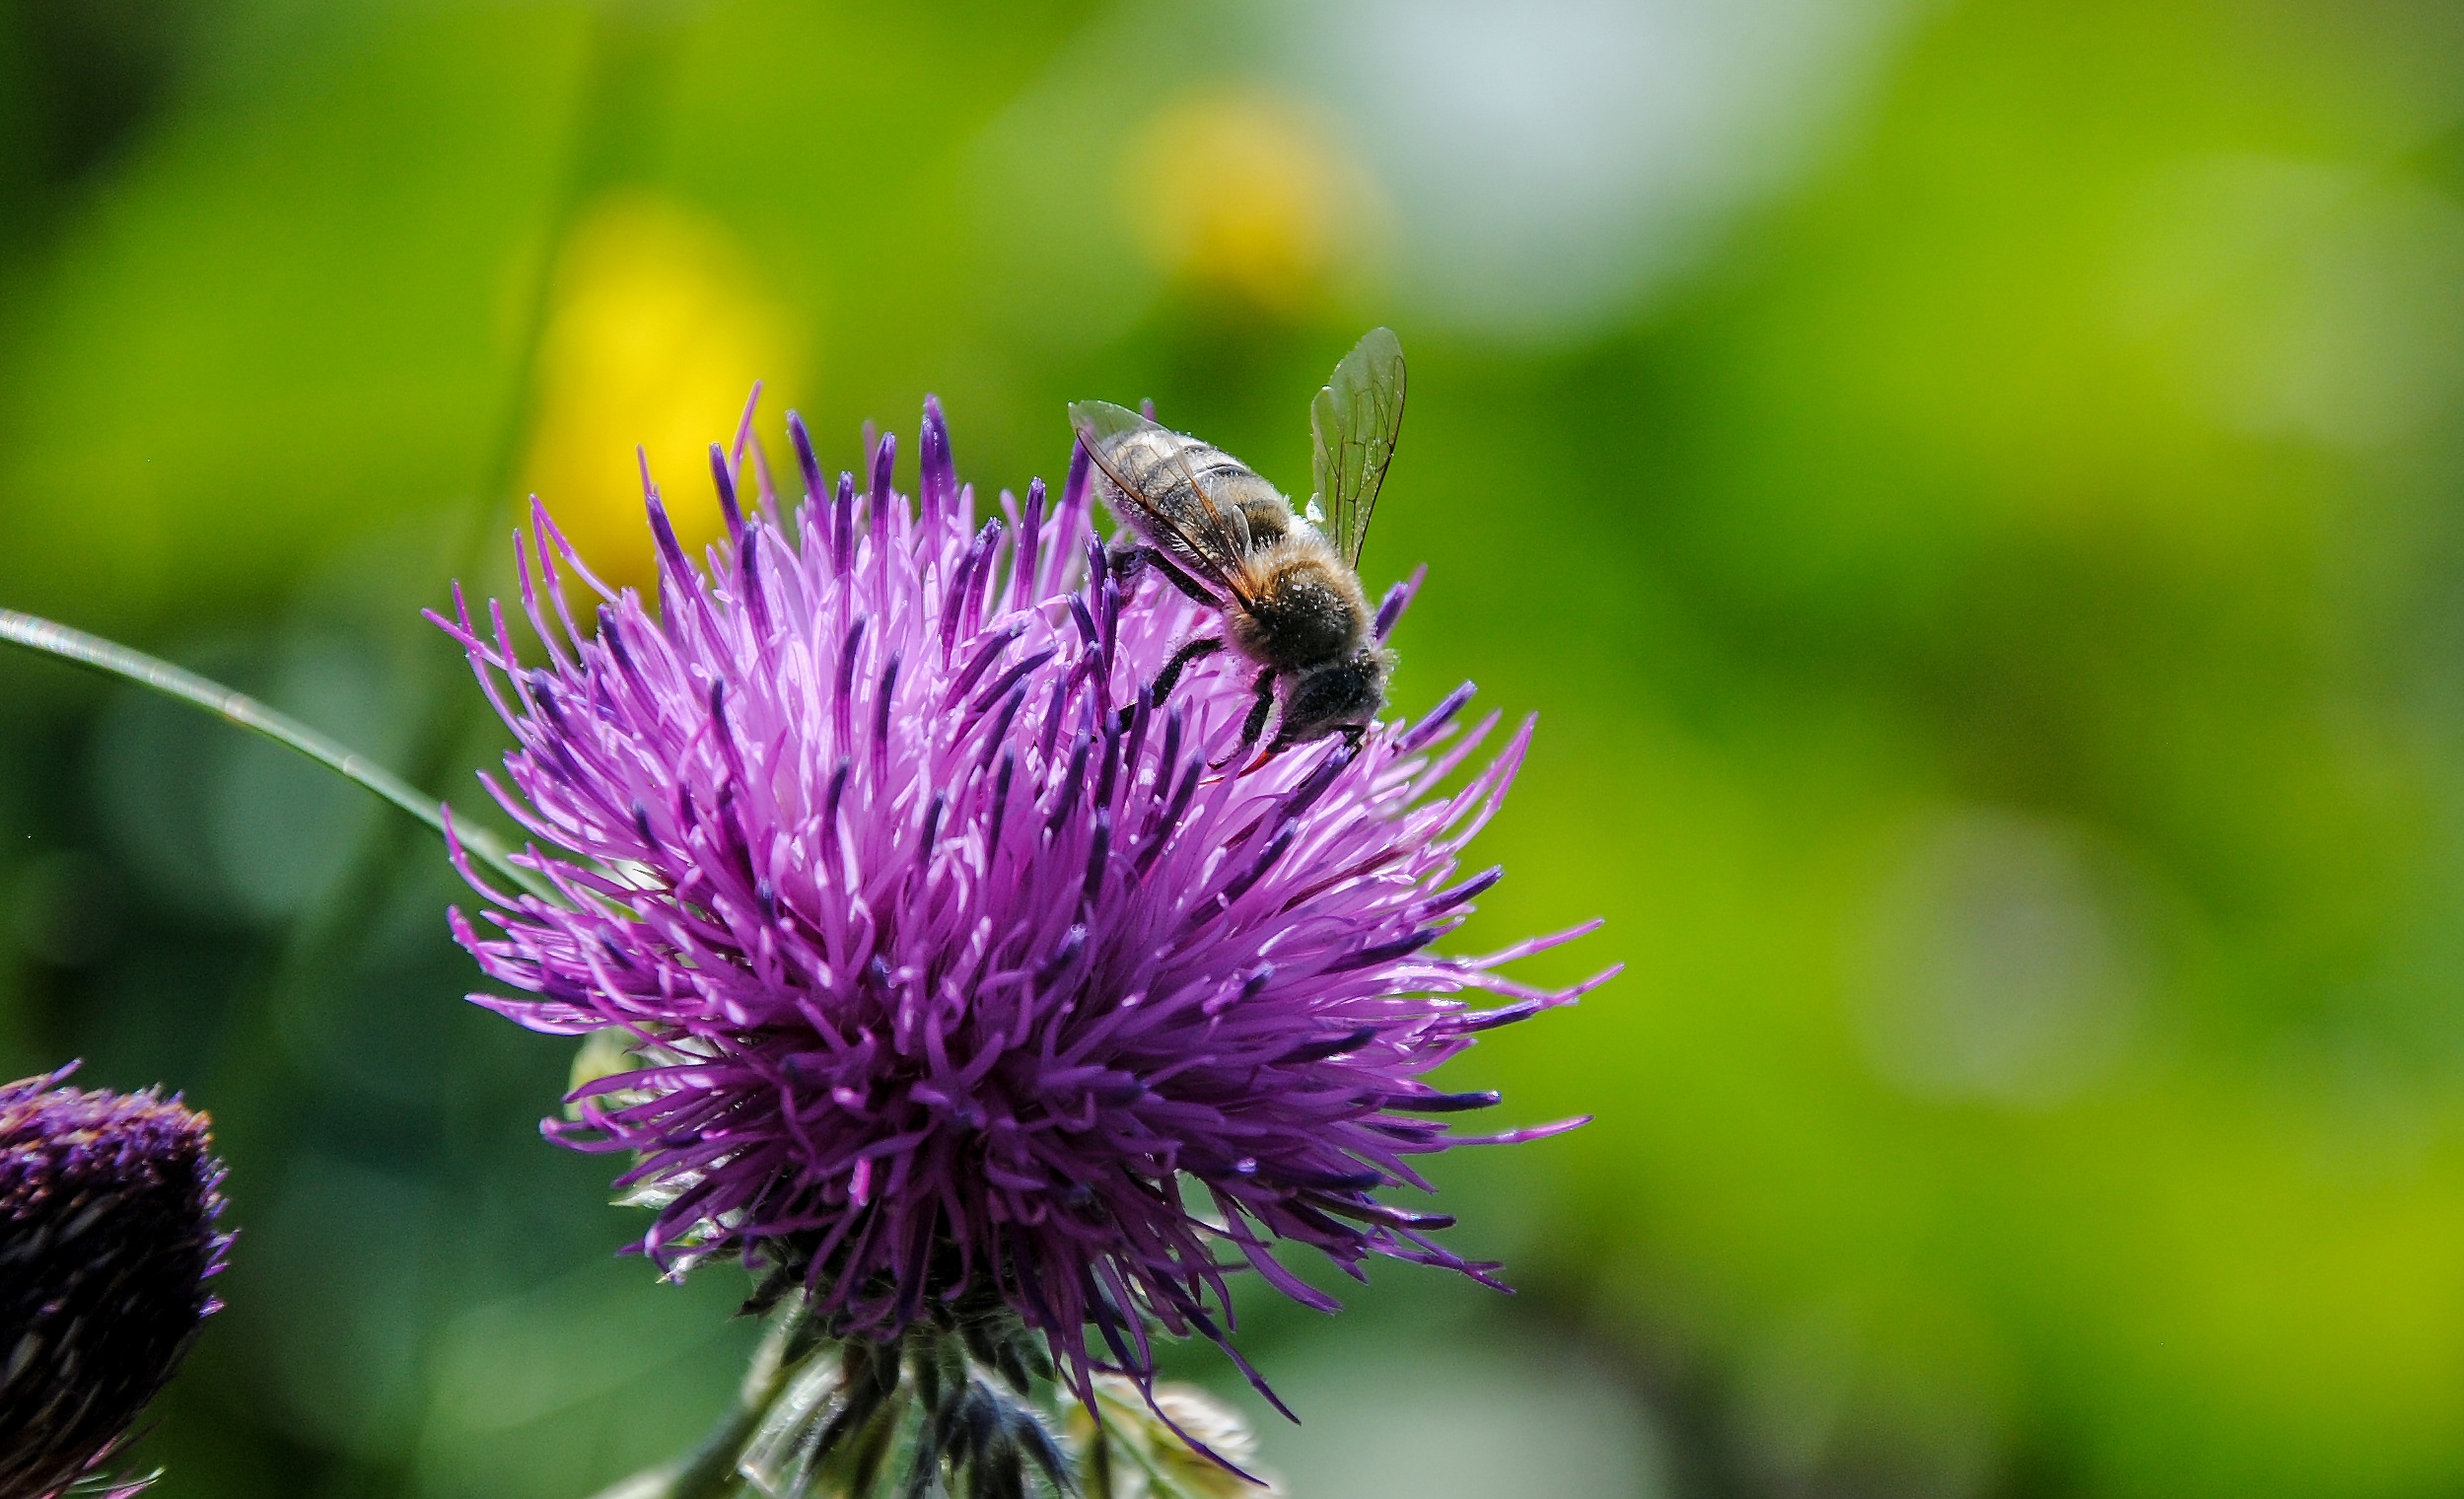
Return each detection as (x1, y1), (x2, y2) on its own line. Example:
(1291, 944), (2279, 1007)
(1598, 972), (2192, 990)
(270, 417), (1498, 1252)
(1276, 647), (1394, 749)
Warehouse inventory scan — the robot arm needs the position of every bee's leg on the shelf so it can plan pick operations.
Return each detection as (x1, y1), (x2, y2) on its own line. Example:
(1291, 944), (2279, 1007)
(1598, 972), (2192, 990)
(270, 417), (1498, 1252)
(1208, 669), (1280, 769)
(1337, 723), (1368, 752)
(1150, 637), (1224, 709)
(1130, 547), (1218, 608)
(1119, 636), (1223, 730)
(1221, 667), (1276, 766)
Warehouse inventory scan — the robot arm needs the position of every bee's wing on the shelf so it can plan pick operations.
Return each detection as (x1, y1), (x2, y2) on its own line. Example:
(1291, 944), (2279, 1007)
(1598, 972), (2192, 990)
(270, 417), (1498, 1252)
(1309, 326), (1408, 568)
(1069, 400), (1260, 610)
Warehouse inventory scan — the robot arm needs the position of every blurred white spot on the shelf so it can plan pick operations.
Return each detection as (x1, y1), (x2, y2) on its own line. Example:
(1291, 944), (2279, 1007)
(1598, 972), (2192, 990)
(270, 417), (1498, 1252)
(1260, 1334), (1666, 1498)
(2116, 155), (2464, 449)
(1736, 1300), (2006, 1499)
(254, 1152), (440, 1454)
(409, 1264), (758, 1499)
(93, 628), (406, 925)
(1851, 809), (2147, 1106)
(1278, 0), (1913, 338)
(210, 632), (401, 920)
(1736, 1302), (1861, 1481)
(426, 1271), (726, 1435)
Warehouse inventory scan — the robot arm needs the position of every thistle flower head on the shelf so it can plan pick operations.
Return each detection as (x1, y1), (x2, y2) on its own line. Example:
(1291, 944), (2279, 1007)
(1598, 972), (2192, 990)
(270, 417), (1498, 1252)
(0, 1066), (231, 1499)
(437, 396), (1610, 1417)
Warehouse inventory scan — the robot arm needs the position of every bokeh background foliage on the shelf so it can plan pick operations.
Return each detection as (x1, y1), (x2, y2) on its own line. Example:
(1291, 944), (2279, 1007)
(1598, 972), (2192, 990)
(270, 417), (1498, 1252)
(6, 1), (2464, 1495)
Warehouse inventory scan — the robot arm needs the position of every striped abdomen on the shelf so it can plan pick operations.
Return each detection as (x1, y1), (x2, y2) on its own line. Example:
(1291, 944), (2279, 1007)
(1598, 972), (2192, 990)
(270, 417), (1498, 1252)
(1086, 429), (1296, 558)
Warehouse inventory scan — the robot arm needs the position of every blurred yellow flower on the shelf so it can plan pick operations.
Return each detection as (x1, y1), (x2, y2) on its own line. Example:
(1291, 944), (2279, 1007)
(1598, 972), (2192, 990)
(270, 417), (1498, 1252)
(1124, 88), (1380, 314)
(520, 193), (801, 596)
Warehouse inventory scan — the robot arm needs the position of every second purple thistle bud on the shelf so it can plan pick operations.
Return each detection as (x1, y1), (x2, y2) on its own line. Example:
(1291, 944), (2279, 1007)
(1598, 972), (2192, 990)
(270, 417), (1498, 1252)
(0, 1066), (231, 1499)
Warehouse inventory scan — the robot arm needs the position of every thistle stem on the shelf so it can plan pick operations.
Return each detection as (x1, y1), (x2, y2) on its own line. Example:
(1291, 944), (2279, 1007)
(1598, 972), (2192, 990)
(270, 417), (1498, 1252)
(0, 607), (556, 903)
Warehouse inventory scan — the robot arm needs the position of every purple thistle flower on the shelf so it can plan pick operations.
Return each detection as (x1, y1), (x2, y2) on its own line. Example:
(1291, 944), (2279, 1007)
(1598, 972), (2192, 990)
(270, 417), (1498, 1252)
(1, 1066), (231, 1499)
(435, 397), (1612, 1417)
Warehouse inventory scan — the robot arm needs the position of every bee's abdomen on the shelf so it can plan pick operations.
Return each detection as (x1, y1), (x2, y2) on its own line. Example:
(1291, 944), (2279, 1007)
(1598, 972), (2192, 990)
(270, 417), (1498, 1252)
(1094, 432), (1292, 553)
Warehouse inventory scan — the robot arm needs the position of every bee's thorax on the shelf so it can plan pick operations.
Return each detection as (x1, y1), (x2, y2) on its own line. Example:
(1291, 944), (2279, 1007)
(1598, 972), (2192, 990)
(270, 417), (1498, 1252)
(1232, 537), (1371, 671)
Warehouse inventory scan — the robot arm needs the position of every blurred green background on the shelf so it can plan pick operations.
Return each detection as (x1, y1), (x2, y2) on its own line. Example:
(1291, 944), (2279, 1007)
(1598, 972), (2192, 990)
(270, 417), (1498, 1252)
(8, 1), (2464, 1494)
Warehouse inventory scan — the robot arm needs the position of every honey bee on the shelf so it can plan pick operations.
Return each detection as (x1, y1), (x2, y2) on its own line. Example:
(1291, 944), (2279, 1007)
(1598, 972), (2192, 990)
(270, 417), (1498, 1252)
(1070, 326), (1407, 761)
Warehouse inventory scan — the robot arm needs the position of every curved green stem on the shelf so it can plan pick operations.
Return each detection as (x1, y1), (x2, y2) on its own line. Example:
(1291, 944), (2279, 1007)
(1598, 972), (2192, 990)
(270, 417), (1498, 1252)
(0, 607), (557, 904)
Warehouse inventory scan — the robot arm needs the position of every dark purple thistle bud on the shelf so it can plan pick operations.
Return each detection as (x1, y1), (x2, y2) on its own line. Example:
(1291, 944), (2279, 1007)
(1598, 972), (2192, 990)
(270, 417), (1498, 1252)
(0, 1067), (231, 1499)
(433, 400), (1616, 1476)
